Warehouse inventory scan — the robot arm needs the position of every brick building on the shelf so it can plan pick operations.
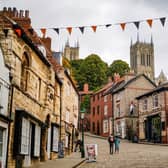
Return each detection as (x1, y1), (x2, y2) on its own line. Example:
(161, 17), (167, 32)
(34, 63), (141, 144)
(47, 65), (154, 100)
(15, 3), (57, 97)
(90, 82), (113, 137)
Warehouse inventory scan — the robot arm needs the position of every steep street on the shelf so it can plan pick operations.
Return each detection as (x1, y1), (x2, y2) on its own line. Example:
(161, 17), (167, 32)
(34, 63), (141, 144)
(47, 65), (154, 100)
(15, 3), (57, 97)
(80, 134), (168, 168)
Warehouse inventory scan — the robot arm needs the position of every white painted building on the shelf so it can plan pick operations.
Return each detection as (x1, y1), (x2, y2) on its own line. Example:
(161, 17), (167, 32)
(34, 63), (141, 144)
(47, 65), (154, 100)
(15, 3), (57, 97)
(0, 47), (10, 168)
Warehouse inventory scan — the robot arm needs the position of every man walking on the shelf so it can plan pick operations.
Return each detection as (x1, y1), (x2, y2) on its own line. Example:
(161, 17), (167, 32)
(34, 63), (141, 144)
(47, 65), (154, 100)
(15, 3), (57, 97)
(108, 134), (114, 154)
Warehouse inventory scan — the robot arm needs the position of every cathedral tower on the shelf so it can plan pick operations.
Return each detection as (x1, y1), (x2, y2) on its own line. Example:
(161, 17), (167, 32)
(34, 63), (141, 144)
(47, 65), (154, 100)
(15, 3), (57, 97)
(130, 37), (155, 80)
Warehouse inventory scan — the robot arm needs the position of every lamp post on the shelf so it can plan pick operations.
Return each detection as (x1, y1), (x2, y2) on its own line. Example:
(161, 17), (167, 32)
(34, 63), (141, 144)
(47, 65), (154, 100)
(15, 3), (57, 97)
(80, 108), (86, 158)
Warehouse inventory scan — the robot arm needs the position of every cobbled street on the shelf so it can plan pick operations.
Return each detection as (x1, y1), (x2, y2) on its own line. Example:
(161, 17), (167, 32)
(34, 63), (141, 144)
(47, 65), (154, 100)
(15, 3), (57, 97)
(80, 135), (168, 168)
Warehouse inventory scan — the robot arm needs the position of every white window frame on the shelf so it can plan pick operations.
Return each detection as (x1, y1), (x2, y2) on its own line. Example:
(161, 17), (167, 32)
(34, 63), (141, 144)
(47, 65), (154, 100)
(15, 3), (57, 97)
(52, 126), (59, 152)
(104, 105), (108, 115)
(153, 95), (158, 108)
(21, 118), (30, 155)
(34, 124), (41, 157)
(103, 120), (108, 133)
(104, 95), (107, 102)
(65, 134), (69, 148)
(143, 99), (148, 110)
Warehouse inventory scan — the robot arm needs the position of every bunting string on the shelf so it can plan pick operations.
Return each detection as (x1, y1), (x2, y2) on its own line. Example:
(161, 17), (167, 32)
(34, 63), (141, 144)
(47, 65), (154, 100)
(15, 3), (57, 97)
(1, 16), (166, 37)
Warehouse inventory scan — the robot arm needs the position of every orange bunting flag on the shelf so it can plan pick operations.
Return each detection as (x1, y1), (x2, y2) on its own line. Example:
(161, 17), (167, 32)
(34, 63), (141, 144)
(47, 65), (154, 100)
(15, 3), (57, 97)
(147, 19), (153, 28)
(40, 28), (46, 38)
(15, 28), (22, 37)
(120, 23), (126, 31)
(67, 27), (72, 35)
(91, 26), (97, 32)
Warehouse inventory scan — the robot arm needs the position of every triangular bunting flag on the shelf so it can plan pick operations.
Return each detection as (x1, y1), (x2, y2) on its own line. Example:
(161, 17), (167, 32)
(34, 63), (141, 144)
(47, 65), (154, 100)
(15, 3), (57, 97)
(53, 28), (59, 35)
(120, 23), (126, 31)
(67, 27), (72, 35)
(147, 19), (153, 28)
(105, 24), (112, 28)
(28, 28), (34, 35)
(3, 29), (9, 37)
(91, 26), (97, 32)
(160, 17), (166, 27)
(79, 27), (84, 34)
(15, 28), (22, 37)
(133, 21), (140, 29)
(40, 28), (46, 37)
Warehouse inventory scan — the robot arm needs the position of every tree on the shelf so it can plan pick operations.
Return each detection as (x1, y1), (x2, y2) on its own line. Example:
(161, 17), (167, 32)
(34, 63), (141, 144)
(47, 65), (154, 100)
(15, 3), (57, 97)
(77, 54), (108, 90)
(80, 95), (90, 113)
(107, 59), (130, 79)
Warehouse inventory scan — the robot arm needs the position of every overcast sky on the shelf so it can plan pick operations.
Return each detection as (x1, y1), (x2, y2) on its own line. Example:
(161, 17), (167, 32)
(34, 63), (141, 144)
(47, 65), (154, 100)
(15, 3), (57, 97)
(1, 0), (168, 77)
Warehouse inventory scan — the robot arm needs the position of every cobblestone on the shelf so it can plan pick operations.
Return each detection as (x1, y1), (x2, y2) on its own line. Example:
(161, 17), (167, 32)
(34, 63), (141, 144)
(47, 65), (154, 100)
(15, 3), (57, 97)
(80, 135), (168, 168)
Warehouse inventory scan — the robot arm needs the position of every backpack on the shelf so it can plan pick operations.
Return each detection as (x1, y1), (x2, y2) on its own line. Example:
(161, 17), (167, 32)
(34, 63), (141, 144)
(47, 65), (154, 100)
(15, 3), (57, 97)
(108, 136), (114, 143)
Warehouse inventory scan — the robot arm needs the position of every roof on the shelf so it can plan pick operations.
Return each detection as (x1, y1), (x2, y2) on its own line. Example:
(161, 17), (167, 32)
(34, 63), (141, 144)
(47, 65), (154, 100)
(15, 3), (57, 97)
(136, 81), (168, 99)
(105, 74), (156, 95)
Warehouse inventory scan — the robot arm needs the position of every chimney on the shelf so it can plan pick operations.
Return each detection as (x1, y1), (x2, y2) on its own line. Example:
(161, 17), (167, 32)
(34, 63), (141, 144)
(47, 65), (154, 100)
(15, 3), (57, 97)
(83, 83), (89, 92)
(41, 37), (51, 50)
(25, 10), (29, 18)
(114, 73), (120, 82)
(19, 10), (24, 18)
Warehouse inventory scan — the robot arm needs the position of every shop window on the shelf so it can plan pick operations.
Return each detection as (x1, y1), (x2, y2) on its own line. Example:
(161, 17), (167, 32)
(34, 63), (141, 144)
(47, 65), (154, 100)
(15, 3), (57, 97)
(34, 125), (41, 157)
(51, 126), (59, 152)
(20, 118), (30, 155)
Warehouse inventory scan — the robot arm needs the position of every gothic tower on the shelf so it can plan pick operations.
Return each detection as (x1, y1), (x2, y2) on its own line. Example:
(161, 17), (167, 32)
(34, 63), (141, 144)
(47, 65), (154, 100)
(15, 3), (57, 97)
(130, 36), (155, 80)
(63, 39), (79, 61)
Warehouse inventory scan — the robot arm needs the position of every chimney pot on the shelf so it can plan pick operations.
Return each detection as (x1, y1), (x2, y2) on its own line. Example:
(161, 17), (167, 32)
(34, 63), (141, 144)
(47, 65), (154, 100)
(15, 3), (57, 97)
(19, 10), (24, 17)
(3, 7), (7, 12)
(83, 83), (89, 92)
(25, 10), (29, 18)
(8, 7), (12, 12)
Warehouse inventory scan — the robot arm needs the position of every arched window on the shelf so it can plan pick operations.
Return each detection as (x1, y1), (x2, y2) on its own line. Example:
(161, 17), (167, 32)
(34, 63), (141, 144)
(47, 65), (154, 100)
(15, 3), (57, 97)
(20, 52), (29, 91)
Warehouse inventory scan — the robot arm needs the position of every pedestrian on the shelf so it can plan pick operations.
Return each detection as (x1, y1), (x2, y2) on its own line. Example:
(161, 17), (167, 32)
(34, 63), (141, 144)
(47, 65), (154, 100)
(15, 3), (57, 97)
(74, 139), (82, 152)
(108, 134), (114, 154)
(114, 136), (120, 154)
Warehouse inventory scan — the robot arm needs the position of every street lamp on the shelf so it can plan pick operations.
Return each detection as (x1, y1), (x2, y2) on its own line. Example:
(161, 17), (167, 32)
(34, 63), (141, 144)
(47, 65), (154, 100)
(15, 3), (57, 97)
(80, 108), (86, 158)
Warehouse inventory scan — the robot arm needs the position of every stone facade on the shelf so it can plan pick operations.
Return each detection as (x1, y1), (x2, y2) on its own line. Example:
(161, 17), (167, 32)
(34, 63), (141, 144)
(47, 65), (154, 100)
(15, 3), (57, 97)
(0, 7), (79, 168)
(137, 82), (168, 143)
(112, 74), (156, 139)
(130, 40), (155, 81)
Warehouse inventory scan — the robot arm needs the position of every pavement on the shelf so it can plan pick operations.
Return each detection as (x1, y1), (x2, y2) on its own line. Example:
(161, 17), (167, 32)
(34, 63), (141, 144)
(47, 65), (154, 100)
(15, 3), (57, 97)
(30, 151), (85, 168)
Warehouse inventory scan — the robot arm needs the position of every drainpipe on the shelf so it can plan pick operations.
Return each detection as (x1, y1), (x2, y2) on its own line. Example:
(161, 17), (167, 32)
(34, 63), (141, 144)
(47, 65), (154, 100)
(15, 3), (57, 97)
(6, 74), (14, 168)
(59, 83), (62, 141)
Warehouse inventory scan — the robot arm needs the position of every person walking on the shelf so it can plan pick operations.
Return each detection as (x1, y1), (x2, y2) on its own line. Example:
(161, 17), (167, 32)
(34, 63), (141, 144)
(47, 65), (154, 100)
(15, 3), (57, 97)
(108, 134), (114, 154)
(114, 136), (120, 154)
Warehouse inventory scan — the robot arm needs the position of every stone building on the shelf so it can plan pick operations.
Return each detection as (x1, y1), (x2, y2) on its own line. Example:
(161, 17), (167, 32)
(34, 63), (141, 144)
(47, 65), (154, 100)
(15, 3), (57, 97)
(136, 82), (168, 143)
(111, 74), (156, 139)
(130, 39), (155, 81)
(0, 46), (11, 167)
(62, 40), (79, 61)
(0, 7), (79, 168)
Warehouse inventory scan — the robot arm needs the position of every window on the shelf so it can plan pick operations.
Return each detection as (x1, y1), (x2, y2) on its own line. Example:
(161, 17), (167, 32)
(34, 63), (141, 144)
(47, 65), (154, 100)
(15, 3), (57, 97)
(104, 95), (107, 102)
(65, 134), (69, 148)
(0, 128), (3, 157)
(97, 106), (100, 115)
(52, 126), (59, 152)
(92, 122), (95, 132)
(34, 125), (41, 157)
(104, 105), (108, 115)
(93, 107), (95, 116)
(143, 99), (148, 110)
(153, 95), (158, 108)
(20, 52), (29, 91)
(103, 120), (108, 133)
(117, 104), (120, 117)
(21, 118), (30, 155)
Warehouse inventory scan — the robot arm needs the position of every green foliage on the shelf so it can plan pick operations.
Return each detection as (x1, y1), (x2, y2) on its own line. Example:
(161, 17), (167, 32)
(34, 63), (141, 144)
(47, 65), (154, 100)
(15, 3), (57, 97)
(107, 59), (130, 79)
(77, 54), (108, 90)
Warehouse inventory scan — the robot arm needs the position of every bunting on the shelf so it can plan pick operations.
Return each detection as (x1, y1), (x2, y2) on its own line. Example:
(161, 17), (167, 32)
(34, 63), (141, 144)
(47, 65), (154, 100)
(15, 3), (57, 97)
(147, 19), (153, 28)
(67, 27), (72, 35)
(53, 28), (59, 35)
(134, 21), (140, 29)
(40, 28), (46, 37)
(91, 26), (97, 32)
(79, 27), (85, 34)
(15, 28), (22, 37)
(160, 17), (166, 27)
(120, 23), (126, 31)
